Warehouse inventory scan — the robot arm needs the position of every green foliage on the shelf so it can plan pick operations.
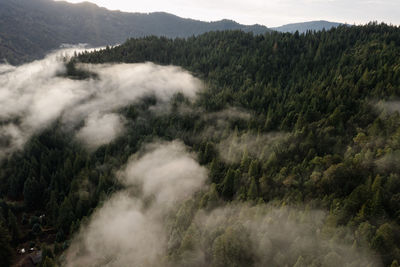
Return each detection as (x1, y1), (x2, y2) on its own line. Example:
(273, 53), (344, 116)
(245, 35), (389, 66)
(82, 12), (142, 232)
(74, 23), (400, 265)
(220, 169), (237, 199)
(57, 197), (74, 235)
(212, 225), (254, 267)
(2, 23), (400, 265)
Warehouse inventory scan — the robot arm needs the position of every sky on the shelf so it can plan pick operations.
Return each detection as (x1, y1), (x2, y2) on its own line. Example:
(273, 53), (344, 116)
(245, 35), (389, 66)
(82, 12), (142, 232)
(57, 0), (400, 27)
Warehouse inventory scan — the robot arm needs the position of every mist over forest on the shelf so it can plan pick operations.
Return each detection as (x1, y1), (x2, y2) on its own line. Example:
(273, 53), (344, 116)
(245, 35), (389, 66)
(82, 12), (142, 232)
(1, 5), (400, 267)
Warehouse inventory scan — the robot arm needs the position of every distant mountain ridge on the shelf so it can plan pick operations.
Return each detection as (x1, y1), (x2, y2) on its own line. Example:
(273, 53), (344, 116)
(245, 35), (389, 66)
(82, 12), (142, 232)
(0, 0), (270, 65)
(272, 20), (342, 33)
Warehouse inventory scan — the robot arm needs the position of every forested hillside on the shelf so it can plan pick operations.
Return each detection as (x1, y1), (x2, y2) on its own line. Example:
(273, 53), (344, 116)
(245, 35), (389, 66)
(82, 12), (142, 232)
(1, 23), (400, 266)
(0, 0), (269, 65)
(272, 20), (342, 33)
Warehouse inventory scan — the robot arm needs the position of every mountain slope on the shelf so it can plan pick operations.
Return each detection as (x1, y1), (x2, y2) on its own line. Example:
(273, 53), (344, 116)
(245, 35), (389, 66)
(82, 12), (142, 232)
(74, 24), (400, 265)
(2, 23), (400, 266)
(272, 20), (342, 33)
(0, 0), (270, 65)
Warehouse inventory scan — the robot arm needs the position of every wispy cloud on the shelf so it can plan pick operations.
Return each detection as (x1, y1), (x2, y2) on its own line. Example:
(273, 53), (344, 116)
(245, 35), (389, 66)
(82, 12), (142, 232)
(64, 141), (208, 266)
(0, 49), (201, 157)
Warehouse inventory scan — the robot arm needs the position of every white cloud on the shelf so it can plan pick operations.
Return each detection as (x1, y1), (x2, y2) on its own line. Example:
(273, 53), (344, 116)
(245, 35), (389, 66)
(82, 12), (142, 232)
(122, 141), (208, 207)
(75, 112), (125, 149)
(64, 141), (208, 267)
(0, 48), (202, 156)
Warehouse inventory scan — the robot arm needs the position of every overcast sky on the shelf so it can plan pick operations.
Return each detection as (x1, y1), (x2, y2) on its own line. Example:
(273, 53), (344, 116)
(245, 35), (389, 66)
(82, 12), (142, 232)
(59, 0), (400, 27)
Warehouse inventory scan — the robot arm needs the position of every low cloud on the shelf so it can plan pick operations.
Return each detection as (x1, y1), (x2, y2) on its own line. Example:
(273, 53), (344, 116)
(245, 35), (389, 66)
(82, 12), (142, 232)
(64, 141), (208, 267)
(75, 112), (125, 149)
(200, 107), (251, 141)
(218, 132), (288, 163)
(193, 107), (287, 163)
(0, 49), (201, 157)
(375, 150), (400, 173)
(171, 204), (382, 267)
(122, 142), (208, 207)
(63, 141), (380, 267)
(374, 100), (400, 115)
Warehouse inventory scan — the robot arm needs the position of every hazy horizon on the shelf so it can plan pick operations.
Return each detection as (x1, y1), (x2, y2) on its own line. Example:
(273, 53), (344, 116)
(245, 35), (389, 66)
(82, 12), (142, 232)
(55, 0), (400, 27)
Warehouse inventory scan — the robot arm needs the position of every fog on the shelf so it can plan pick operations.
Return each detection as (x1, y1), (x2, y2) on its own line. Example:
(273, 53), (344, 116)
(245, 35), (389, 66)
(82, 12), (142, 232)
(121, 142), (208, 207)
(375, 100), (400, 115)
(64, 150), (381, 266)
(195, 107), (288, 163)
(0, 49), (201, 157)
(172, 204), (382, 267)
(0, 48), (383, 267)
(75, 112), (125, 150)
(63, 142), (381, 267)
(217, 132), (288, 163)
(200, 107), (251, 141)
(64, 141), (208, 267)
